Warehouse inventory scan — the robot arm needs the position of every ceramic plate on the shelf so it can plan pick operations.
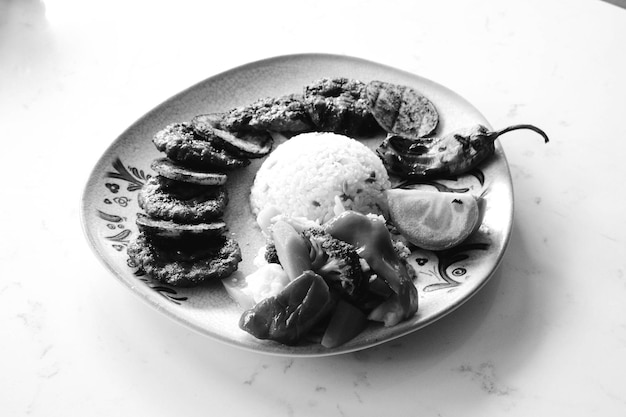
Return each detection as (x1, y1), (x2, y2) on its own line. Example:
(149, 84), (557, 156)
(81, 54), (513, 356)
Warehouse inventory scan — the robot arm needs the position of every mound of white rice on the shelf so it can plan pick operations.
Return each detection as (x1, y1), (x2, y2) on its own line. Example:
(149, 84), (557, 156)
(250, 132), (390, 224)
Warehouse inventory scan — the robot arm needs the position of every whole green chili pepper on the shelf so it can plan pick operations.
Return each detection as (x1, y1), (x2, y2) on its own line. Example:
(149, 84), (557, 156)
(376, 124), (549, 179)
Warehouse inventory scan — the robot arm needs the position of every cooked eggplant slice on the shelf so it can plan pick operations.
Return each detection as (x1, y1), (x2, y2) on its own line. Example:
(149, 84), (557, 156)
(127, 232), (242, 287)
(137, 176), (229, 224)
(366, 80), (439, 139)
(136, 213), (227, 241)
(152, 123), (250, 170)
(191, 113), (273, 158)
(150, 158), (228, 186)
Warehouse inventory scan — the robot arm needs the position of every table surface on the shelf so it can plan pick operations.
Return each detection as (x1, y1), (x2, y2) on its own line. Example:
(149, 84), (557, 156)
(2, 0), (625, 416)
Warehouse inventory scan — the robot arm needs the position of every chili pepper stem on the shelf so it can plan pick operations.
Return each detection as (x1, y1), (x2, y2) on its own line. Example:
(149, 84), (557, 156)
(494, 124), (550, 143)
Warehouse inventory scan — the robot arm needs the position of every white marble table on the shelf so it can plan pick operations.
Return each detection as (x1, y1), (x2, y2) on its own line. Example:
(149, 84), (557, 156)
(2, 0), (625, 415)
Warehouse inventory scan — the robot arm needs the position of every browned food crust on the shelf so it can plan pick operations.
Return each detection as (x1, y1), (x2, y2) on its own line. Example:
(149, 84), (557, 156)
(220, 94), (314, 133)
(128, 233), (242, 287)
(152, 123), (249, 170)
(138, 176), (228, 224)
(365, 80), (438, 138)
(303, 77), (379, 136)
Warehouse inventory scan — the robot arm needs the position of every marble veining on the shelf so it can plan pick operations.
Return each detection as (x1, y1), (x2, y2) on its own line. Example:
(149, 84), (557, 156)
(455, 362), (515, 397)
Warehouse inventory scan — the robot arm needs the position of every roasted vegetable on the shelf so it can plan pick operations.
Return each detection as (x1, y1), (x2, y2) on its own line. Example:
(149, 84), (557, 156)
(270, 220), (312, 281)
(135, 213), (227, 242)
(238, 270), (335, 345)
(191, 113), (273, 158)
(324, 211), (418, 326)
(321, 299), (369, 348)
(150, 157), (228, 186)
(302, 227), (366, 300)
(377, 124), (549, 179)
(366, 80), (439, 138)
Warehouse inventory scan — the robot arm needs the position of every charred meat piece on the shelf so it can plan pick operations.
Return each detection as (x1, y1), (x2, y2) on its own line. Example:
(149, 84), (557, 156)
(303, 77), (379, 136)
(138, 176), (228, 224)
(128, 233), (242, 287)
(150, 157), (228, 186)
(220, 94), (315, 133)
(152, 123), (250, 170)
(366, 80), (438, 139)
(191, 114), (273, 158)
